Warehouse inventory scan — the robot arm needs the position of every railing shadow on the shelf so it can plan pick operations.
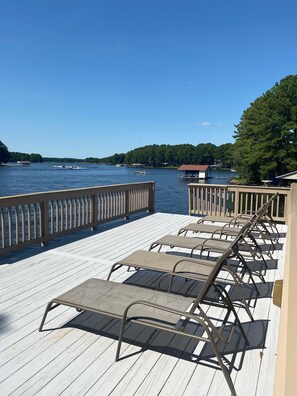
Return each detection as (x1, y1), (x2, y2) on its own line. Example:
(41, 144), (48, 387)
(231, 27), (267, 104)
(0, 313), (10, 335)
(0, 212), (151, 266)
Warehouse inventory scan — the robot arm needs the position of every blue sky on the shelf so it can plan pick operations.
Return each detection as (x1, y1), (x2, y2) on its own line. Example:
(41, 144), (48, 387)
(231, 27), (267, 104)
(1, 0), (296, 158)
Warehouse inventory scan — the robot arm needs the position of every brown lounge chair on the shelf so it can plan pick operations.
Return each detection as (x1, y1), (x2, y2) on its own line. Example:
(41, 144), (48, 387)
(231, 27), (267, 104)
(149, 221), (251, 260)
(198, 193), (279, 241)
(107, 249), (254, 320)
(148, 222), (265, 289)
(177, 206), (274, 263)
(39, 248), (247, 396)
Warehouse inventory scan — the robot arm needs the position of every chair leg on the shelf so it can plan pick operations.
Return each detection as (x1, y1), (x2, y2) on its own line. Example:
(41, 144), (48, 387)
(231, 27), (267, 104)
(224, 265), (254, 321)
(214, 284), (250, 345)
(107, 263), (123, 281)
(116, 317), (128, 361)
(208, 336), (237, 396)
(39, 301), (58, 331)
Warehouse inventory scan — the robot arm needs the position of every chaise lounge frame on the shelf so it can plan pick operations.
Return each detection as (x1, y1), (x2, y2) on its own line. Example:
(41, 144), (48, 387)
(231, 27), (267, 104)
(39, 248), (247, 396)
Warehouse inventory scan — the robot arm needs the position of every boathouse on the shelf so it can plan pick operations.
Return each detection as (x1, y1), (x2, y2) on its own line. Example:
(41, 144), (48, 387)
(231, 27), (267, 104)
(178, 164), (209, 180)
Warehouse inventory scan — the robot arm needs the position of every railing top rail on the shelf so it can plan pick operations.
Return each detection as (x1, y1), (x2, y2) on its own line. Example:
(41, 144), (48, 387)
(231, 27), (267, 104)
(188, 183), (229, 187)
(0, 181), (155, 207)
(188, 183), (290, 192)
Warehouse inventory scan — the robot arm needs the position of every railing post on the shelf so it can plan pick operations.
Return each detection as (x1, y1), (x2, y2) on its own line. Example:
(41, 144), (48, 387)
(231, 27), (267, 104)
(188, 184), (193, 215)
(233, 187), (240, 217)
(40, 200), (49, 246)
(148, 182), (155, 213)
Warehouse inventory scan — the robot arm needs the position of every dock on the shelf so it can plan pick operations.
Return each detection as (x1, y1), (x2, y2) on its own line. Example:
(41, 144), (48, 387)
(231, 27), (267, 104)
(0, 212), (286, 395)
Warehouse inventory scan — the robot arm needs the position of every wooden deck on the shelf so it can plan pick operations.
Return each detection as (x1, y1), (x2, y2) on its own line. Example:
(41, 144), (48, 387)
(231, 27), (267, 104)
(0, 212), (286, 395)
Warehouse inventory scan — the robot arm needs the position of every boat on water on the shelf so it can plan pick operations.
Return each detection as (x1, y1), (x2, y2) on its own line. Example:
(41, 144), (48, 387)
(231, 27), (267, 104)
(52, 165), (85, 170)
(134, 170), (146, 175)
(17, 161), (31, 166)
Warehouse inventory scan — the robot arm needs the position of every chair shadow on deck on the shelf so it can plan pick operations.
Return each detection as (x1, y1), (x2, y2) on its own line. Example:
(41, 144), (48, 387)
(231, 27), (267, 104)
(121, 269), (274, 309)
(0, 313), (10, 335)
(62, 308), (269, 376)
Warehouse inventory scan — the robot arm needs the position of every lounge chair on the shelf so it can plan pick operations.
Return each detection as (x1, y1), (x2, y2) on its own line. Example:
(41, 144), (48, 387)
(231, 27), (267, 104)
(149, 221), (251, 259)
(39, 248), (246, 396)
(148, 222), (265, 288)
(178, 207), (274, 263)
(198, 193), (279, 241)
(107, 249), (254, 320)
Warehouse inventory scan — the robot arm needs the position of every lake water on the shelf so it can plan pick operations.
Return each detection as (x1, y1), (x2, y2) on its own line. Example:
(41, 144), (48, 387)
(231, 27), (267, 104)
(0, 163), (235, 215)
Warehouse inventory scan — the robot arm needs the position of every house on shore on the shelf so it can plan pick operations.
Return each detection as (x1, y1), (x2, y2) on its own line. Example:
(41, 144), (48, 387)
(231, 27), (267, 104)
(131, 163), (145, 168)
(275, 171), (297, 186)
(178, 164), (209, 180)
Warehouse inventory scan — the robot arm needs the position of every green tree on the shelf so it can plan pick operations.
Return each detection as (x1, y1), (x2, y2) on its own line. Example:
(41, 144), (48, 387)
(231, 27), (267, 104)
(0, 141), (10, 163)
(29, 153), (43, 162)
(113, 153), (125, 164)
(216, 143), (234, 168)
(9, 152), (30, 162)
(85, 157), (100, 163)
(234, 75), (297, 183)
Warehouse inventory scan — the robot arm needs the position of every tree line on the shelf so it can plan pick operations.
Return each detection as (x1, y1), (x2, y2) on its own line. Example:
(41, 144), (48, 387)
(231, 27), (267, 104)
(9, 152), (43, 163)
(88, 142), (235, 168)
(0, 147), (84, 164)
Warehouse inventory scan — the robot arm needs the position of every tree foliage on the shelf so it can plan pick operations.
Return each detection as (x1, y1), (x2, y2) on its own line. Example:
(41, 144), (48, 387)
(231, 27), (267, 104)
(95, 143), (235, 168)
(8, 151), (44, 162)
(0, 140), (10, 163)
(234, 75), (297, 183)
(9, 152), (30, 162)
(44, 157), (83, 163)
(29, 153), (43, 162)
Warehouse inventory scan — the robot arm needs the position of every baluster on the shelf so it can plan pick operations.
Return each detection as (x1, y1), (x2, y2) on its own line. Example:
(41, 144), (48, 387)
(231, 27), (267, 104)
(0, 208), (5, 248)
(27, 204), (32, 241)
(15, 206), (20, 244)
(21, 205), (25, 242)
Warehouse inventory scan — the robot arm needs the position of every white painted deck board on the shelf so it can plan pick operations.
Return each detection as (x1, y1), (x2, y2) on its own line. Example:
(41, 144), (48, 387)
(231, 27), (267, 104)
(0, 213), (286, 396)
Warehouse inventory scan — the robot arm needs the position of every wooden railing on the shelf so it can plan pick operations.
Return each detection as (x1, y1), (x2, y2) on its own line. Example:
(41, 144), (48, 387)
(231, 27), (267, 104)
(188, 184), (290, 222)
(0, 182), (155, 254)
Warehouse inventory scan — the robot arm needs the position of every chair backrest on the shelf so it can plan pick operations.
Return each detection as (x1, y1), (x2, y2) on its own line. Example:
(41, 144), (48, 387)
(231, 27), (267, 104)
(189, 247), (234, 314)
(187, 197), (278, 314)
(191, 218), (254, 311)
(250, 192), (278, 228)
(260, 192), (278, 216)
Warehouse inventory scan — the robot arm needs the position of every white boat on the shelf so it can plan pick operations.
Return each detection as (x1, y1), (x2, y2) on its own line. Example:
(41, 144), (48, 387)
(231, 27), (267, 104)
(52, 165), (85, 170)
(134, 170), (146, 175)
(17, 161), (31, 166)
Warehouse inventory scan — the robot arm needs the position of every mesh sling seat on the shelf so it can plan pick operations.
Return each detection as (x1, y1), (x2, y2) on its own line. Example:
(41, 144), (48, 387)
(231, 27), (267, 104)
(149, 221), (252, 259)
(149, 233), (235, 256)
(177, 207), (274, 265)
(39, 248), (246, 396)
(149, 222), (265, 291)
